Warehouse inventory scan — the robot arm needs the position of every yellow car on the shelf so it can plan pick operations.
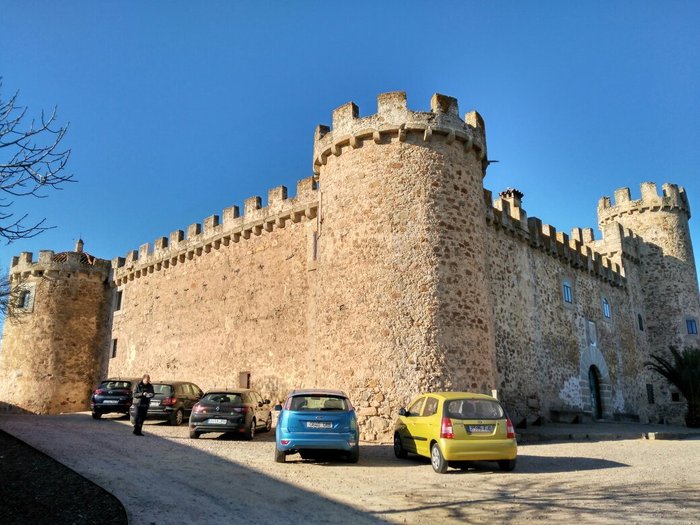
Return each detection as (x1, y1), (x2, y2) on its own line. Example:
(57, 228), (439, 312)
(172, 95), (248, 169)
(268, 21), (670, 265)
(393, 392), (517, 473)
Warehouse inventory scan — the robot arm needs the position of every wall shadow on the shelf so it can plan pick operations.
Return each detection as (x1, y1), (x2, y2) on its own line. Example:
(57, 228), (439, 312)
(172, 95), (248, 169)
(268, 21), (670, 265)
(0, 401), (34, 414)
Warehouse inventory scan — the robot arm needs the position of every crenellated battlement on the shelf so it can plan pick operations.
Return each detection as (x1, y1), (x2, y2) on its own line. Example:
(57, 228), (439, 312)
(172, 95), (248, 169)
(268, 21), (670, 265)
(598, 182), (691, 226)
(313, 91), (487, 176)
(485, 188), (625, 287)
(111, 177), (319, 286)
(8, 246), (111, 283)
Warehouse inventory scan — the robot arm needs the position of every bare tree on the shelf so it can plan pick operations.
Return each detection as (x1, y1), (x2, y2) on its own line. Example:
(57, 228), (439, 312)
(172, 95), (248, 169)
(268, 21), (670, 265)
(0, 81), (73, 324)
(0, 80), (74, 243)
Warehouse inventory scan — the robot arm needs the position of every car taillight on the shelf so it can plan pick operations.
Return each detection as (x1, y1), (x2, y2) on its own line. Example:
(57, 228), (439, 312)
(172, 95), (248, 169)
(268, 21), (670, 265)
(233, 406), (250, 413)
(94, 389), (105, 395)
(162, 397), (177, 406)
(506, 418), (515, 439)
(440, 417), (454, 439)
(193, 404), (207, 414)
(280, 439), (290, 445)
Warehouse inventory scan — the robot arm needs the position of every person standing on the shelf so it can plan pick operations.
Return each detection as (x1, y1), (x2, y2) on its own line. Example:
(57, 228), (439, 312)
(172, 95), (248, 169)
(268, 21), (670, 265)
(133, 374), (154, 436)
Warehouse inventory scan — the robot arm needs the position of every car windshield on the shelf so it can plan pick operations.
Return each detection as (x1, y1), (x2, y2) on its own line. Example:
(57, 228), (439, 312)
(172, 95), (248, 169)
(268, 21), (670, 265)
(202, 393), (242, 404)
(153, 384), (173, 395)
(286, 395), (349, 411)
(100, 381), (132, 389)
(444, 399), (504, 420)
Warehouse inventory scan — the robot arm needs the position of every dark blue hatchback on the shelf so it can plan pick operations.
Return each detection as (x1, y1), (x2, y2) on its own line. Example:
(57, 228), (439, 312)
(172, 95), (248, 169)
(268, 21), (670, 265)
(274, 389), (359, 463)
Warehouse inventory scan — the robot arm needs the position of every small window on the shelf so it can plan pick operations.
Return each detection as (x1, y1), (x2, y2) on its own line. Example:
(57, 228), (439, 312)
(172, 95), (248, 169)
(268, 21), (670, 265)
(646, 384), (655, 405)
(407, 397), (425, 417)
(587, 320), (598, 347)
(423, 397), (439, 417)
(114, 290), (123, 311)
(638, 314), (644, 331)
(602, 298), (611, 319)
(110, 339), (118, 359)
(562, 281), (573, 304)
(671, 392), (681, 403)
(687, 318), (698, 335)
(16, 290), (31, 309)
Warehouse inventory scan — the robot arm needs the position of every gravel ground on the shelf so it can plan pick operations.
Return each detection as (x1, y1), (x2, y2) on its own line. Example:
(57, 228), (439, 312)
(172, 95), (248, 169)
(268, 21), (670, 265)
(0, 413), (698, 524)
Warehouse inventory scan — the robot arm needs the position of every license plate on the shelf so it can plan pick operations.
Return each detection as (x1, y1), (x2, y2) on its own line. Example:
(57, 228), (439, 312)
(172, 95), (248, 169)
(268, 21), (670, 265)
(103, 400), (118, 404)
(306, 421), (332, 429)
(150, 400), (160, 406)
(467, 425), (494, 433)
(207, 418), (227, 425)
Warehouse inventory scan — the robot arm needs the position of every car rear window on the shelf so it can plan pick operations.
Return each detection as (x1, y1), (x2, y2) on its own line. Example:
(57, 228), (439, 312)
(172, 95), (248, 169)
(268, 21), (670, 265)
(202, 393), (243, 404)
(444, 399), (504, 420)
(153, 384), (173, 395)
(100, 381), (132, 389)
(286, 395), (349, 411)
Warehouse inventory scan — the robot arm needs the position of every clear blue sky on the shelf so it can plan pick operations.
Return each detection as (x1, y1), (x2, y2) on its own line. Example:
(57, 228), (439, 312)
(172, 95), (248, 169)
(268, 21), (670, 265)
(1, 1), (699, 278)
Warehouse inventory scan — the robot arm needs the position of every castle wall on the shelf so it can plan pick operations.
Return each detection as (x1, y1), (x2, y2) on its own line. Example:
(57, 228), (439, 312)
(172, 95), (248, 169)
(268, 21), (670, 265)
(108, 181), (320, 400)
(484, 196), (651, 424)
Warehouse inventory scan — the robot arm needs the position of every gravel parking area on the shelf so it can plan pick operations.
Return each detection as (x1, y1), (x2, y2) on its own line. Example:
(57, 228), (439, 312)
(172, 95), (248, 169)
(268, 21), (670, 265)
(1, 413), (698, 524)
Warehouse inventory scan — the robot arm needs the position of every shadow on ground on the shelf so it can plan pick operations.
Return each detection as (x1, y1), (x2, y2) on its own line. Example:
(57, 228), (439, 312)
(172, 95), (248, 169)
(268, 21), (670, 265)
(0, 430), (127, 525)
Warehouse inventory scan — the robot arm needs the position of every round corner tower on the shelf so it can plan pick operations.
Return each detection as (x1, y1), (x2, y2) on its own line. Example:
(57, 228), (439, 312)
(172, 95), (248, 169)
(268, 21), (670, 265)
(0, 240), (112, 414)
(310, 91), (497, 438)
(598, 182), (700, 417)
(598, 182), (700, 347)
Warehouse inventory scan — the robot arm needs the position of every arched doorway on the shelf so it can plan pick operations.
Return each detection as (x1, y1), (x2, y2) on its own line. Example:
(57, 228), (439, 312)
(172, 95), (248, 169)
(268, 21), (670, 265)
(588, 366), (603, 419)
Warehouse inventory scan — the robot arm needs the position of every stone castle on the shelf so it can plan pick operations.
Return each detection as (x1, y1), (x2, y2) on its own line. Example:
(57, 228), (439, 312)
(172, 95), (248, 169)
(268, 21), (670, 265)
(1, 91), (699, 439)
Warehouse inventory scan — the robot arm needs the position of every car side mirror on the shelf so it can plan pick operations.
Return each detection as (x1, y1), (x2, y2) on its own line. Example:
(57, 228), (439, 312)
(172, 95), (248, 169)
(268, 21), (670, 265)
(273, 404), (283, 411)
(398, 407), (407, 417)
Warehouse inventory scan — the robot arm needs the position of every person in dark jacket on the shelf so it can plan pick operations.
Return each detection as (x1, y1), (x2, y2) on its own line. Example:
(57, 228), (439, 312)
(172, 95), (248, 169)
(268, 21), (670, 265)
(133, 374), (155, 436)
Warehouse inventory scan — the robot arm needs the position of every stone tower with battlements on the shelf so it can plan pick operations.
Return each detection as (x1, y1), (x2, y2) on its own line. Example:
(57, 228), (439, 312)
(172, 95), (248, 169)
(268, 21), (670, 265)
(310, 92), (498, 434)
(0, 241), (112, 414)
(598, 182), (700, 417)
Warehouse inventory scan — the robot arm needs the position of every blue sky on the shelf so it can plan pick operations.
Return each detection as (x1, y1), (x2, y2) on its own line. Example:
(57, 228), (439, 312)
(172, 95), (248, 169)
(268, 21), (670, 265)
(1, 1), (699, 279)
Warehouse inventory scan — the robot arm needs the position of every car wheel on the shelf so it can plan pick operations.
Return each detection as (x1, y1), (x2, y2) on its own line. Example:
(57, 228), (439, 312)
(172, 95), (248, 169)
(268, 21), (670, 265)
(264, 415), (272, 432)
(430, 443), (448, 474)
(170, 409), (184, 426)
(189, 428), (200, 439)
(91, 412), (102, 420)
(274, 446), (286, 463)
(393, 433), (408, 459)
(245, 418), (256, 440)
(498, 459), (517, 472)
(347, 447), (360, 464)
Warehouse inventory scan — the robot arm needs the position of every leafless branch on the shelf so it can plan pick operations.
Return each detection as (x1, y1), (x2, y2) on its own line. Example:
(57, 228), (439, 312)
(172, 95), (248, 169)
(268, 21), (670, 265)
(0, 79), (74, 243)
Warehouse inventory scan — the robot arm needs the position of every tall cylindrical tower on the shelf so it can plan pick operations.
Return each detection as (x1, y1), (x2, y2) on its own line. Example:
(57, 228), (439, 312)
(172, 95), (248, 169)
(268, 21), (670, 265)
(310, 92), (497, 439)
(598, 182), (700, 419)
(0, 241), (112, 414)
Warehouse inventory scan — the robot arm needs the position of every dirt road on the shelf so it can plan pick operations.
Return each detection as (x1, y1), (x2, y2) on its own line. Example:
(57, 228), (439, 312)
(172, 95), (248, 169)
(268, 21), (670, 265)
(1, 413), (698, 524)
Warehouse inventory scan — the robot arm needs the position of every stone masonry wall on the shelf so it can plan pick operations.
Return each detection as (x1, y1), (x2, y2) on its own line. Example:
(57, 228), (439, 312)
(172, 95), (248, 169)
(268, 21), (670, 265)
(109, 182), (319, 403)
(0, 264), (111, 414)
(484, 193), (651, 424)
(311, 92), (497, 440)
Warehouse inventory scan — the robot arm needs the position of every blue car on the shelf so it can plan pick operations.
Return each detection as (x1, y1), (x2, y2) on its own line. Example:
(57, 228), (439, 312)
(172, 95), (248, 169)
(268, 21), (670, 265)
(274, 389), (359, 463)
